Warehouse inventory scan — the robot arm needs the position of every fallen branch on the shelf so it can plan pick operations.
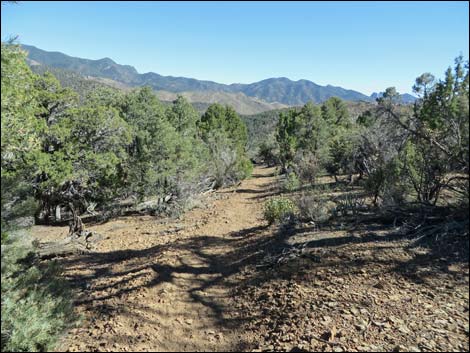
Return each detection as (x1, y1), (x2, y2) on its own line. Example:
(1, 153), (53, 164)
(37, 204), (104, 259)
(37, 230), (103, 259)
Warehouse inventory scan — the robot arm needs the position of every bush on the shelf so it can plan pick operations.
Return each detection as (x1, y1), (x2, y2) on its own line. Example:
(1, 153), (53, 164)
(282, 172), (301, 192)
(364, 157), (409, 207)
(1, 231), (77, 352)
(263, 197), (296, 225)
(333, 191), (367, 217)
(293, 150), (322, 185)
(258, 142), (278, 166)
(296, 190), (333, 223)
(237, 157), (254, 180)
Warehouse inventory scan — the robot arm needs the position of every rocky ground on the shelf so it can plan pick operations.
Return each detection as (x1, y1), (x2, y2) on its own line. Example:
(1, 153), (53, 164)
(32, 166), (469, 352)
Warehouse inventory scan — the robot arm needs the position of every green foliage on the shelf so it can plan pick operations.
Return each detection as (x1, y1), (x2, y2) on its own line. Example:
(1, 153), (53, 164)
(292, 149), (323, 185)
(1, 43), (42, 228)
(356, 109), (376, 128)
(325, 127), (361, 180)
(371, 56), (469, 206)
(363, 152), (409, 207)
(30, 65), (118, 103)
(401, 140), (446, 205)
(166, 95), (200, 136)
(276, 97), (355, 181)
(122, 87), (181, 198)
(282, 172), (301, 192)
(32, 98), (132, 221)
(297, 102), (329, 156)
(257, 141), (278, 166)
(1, 231), (76, 352)
(34, 71), (79, 125)
(1, 43), (41, 166)
(199, 103), (252, 187)
(321, 97), (351, 127)
(263, 197), (297, 225)
(3, 44), (253, 224)
(0, 46), (77, 352)
(333, 191), (367, 217)
(276, 109), (302, 172)
(242, 108), (289, 158)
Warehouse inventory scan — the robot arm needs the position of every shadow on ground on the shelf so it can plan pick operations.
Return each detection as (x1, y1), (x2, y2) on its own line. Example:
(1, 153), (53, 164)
(56, 202), (469, 351)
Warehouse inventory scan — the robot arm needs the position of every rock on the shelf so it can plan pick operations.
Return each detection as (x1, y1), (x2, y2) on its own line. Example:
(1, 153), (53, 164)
(355, 323), (367, 331)
(350, 307), (359, 315)
(398, 325), (411, 334)
(374, 282), (385, 289)
(355, 319), (368, 331)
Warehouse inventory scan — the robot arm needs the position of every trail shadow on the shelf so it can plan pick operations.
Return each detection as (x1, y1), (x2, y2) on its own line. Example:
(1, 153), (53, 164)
(61, 209), (468, 309)
(235, 186), (278, 194)
(56, 181), (469, 351)
(228, 224), (269, 238)
(249, 190), (283, 200)
(251, 172), (278, 178)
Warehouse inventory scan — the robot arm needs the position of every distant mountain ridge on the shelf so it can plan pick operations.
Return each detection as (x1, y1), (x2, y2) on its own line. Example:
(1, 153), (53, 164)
(21, 44), (414, 105)
(29, 63), (288, 115)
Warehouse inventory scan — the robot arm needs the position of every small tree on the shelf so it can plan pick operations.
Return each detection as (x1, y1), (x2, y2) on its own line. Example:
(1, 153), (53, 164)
(199, 104), (252, 187)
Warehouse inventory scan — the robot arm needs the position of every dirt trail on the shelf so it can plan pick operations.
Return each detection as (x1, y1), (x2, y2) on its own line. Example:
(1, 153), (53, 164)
(33, 165), (278, 352)
(32, 165), (469, 352)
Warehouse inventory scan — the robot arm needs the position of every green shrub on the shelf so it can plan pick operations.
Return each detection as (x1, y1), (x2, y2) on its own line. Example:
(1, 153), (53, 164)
(257, 141), (278, 166)
(263, 197), (296, 224)
(333, 191), (367, 217)
(364, 157), (409, 207)
(1, 231), (77, 352)
(282, 172), (301, 192)
(237, 157), (254, 180)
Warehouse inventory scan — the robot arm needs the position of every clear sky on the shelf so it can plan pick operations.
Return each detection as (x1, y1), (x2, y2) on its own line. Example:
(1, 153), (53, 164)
(1, 1), (469, 95)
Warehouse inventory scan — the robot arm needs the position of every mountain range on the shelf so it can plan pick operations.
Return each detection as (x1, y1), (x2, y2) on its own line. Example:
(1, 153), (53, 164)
(22, 44), (416, 109)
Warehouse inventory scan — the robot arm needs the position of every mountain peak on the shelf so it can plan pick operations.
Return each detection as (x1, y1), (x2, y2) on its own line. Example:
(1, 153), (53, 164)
(97, 57), (116, 64)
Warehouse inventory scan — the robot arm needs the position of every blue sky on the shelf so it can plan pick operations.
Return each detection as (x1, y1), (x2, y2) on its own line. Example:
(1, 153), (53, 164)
(1, 1), (468, 95)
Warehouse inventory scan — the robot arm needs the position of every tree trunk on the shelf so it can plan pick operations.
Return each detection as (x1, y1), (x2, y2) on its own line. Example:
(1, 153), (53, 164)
(55, 205), (61, 221)
(37, 202), (103, 259)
